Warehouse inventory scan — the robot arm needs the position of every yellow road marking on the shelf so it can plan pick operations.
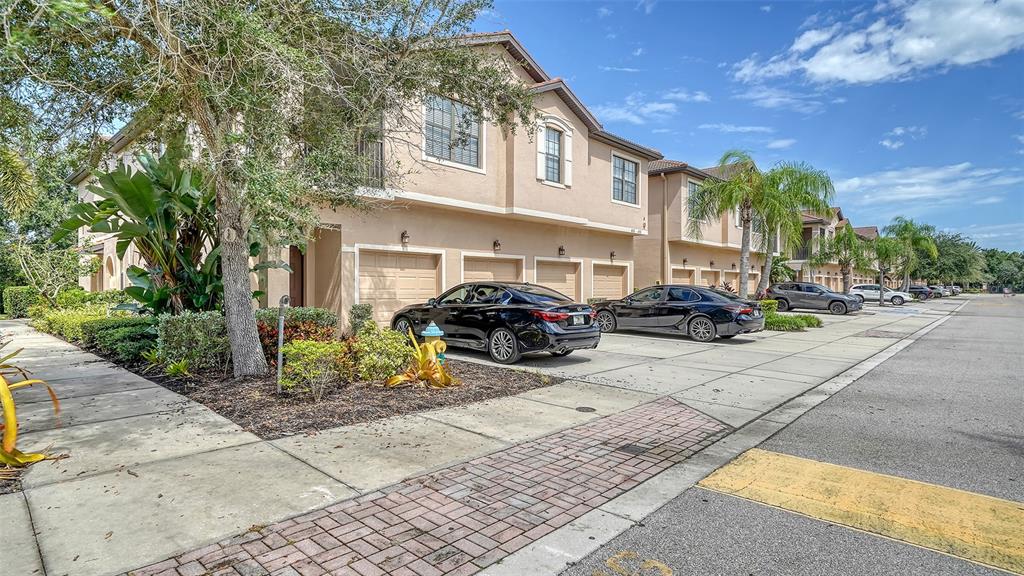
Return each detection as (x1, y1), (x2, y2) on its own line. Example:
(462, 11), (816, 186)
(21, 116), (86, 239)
(698, 449), (1024, 574)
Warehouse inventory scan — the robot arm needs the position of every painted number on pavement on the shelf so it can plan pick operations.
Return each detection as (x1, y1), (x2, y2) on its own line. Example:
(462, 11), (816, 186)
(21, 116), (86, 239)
(593, 550), (673, 576)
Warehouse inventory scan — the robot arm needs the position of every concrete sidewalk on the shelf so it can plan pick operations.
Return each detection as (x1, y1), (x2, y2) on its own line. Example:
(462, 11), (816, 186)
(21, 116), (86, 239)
(0, 298), (964, 576)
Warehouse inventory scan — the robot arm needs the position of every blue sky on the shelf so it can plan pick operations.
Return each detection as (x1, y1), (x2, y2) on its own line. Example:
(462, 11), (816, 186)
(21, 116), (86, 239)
(474, 0), (1024, 250)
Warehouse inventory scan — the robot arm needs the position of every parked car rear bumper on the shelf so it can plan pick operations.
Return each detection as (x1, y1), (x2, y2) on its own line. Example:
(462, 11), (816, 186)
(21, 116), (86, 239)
(517, 324), (601, 353)
(717, 316), (766, 336)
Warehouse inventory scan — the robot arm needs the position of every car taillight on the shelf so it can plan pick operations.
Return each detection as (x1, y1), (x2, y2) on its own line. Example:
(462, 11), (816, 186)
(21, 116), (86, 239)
(589, 310), (597, 319)
(725, 304), (754, 314)
(530, 310), (570, 322)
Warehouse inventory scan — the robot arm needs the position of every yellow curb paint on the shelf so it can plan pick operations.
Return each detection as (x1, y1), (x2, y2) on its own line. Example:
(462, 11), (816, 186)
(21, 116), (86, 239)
(698, 448), (1024, 574)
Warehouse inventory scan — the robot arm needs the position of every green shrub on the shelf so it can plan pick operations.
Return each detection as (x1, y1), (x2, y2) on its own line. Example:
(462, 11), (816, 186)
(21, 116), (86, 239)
(94, 325), (157, 363)
(56, 288), (129, 309)
(347, 303), (373, 334)
(157, 311), (229, 371)
(759, 299), (779, 316)
(3, 286), (41, 318)
(81, 316), (157, 347)
(255, 306), (338, 363)
(351, 321), (411, 381)
(764, 314), (806, 332)
(34, 306), (112, 341)
(281, 339), (351, 401)
(794, 314), (822, 328)
(27, 304), (50, 320)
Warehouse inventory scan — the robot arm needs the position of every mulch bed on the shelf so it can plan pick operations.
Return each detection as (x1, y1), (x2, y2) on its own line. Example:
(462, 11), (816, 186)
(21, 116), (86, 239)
(0, 469), (20, 495)
(141, 359), (561, 440)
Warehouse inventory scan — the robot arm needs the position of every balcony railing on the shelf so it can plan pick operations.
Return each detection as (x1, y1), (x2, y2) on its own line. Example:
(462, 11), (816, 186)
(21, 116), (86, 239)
(357, 140), (384, 188)
(793, 246), (811, 260)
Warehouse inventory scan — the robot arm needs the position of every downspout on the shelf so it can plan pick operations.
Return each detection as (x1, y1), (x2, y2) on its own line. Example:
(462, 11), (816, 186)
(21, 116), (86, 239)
(660, 173), (670, 284)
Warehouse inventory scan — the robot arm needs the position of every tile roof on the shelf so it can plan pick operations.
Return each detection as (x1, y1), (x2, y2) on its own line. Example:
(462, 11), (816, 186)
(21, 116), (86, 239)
(853, 226), (879, 239)
(648, 159), (713, 178)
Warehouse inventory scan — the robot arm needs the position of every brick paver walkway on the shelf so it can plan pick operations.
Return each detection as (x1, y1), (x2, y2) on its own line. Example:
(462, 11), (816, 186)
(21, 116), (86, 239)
(127, 398), (728, 576)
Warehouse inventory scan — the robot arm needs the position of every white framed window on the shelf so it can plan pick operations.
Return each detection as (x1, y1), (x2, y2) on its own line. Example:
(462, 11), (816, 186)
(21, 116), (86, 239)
(687, 180), (700, 196)
(612, 155), (638, 205)
(536, 116), (573, 187)
(424, 96), (480, 168)
(544, 127), (562, 183)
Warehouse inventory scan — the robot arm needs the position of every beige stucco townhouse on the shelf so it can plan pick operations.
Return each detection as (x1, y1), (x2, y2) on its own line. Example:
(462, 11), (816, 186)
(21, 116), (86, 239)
(636, 159), (768, 294)
(789, 207), (879, 290)
(72, 31), (663, 328)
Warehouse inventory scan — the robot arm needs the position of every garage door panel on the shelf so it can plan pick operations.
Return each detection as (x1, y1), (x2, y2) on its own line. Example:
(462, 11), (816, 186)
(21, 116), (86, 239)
(672, 268), (694, 285)
(536, 261), (580, 301)
(359, 251), (439, 325)
(464, 257), (520, 283)
(593, 264), (628, 300)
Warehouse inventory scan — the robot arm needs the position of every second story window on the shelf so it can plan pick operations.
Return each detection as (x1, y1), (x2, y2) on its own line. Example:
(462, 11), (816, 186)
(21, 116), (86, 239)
(544, 127), (562, 183)
(425, 96), (480, 168)
(687, 180), (700, 196)
(613, 156), (638, 205)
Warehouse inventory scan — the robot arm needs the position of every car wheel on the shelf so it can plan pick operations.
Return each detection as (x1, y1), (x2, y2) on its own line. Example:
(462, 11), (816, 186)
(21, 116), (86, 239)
(488, 327), (521, 364)
(595, 310), (617, 333)
(856, 294), (865, 303)
(688, 316), (717, 343)
(891, 296), (905, 306)
(829, 301), (847, 315)
(393, 316), (413, 336)
(776, 299), (791, 312)
(550, 350), (573, 357)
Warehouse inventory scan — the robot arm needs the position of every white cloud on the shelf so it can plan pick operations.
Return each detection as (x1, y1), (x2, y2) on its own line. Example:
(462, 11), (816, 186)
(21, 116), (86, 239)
(636, 0), (657, 15)
(973, 196), (1004, 205)
(599, 66), (642, 73)
(632, 47), (645, 57)
(1015, 134), (1024, 144)
(831, 97), (848, 104)
(761, 5), (772, 13)
(698, 123), (775, 134)
(733, 85), (825, 114)
(790, 24), (841, 53)
(766, 138), (797, 149)
(651, 128), (673, 134)
(955, 222), (1024, 250)
(593, 92), (678, 125)
(835, 163), (1024, 207)
(597, 6), (613, 18)
(663, 88), (711, 103)
(879, 125), (927, 150)
(733, 0), (1024, 85)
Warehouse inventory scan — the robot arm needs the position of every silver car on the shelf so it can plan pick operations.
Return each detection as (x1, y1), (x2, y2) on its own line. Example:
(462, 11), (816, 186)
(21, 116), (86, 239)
(849, 284), (912, 306)
(929, 285), (953, 297)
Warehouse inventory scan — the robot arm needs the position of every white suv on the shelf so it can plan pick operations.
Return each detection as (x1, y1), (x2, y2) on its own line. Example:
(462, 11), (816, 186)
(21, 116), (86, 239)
(849, 284), (912, 306)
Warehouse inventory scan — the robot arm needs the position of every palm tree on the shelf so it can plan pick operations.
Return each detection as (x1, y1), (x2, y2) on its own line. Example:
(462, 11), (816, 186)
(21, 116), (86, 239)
(0, 147), (39, 220)
(752, 161), (834, 296)
(883, 216), (937, 291)
(872, 236), (904, 306)
(808, 222), (874, 293)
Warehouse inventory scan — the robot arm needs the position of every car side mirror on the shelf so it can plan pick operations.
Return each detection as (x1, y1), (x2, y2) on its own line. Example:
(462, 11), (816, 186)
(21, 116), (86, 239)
(427, 298), (436, 306)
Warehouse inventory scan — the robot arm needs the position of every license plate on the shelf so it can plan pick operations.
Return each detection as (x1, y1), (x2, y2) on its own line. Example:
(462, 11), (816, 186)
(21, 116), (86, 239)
(571, 315), (585, 326)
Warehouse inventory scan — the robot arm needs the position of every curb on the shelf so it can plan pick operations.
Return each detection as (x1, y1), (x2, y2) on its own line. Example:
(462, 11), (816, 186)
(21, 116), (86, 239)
(479, 304), (959, 576)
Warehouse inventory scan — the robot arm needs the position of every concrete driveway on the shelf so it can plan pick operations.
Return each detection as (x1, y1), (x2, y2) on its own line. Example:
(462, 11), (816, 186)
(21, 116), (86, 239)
(448, 299), (962, 429)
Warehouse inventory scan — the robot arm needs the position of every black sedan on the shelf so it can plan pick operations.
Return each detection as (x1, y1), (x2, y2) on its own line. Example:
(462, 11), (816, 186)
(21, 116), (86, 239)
(390, 282), (600, 364)
(908, 285), (933, 300)
(592, 285), (765, 342)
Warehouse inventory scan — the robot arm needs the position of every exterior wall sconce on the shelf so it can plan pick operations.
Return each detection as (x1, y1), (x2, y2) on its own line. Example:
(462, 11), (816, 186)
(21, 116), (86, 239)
(558, 245), (566, 257)
(709, 260), (715, 266)
(610, 250), (616, 260)
(683, 258), (688, 264)
(732, 263), (737, 269)
(400, 230), (410, 245)
(493, 239), (501, 252)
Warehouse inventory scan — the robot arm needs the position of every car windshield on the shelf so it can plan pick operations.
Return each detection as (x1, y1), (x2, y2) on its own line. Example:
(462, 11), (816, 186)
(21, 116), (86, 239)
(811, 283), (833, 293)
(510, 284), (572, 304)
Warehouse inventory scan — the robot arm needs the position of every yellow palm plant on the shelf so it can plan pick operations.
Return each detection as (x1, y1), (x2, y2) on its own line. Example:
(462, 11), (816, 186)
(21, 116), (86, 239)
(0, 342), (60, 467)
(386, 329), (459, 389)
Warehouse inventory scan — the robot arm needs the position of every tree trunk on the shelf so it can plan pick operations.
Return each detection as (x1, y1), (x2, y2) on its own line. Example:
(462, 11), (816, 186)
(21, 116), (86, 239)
(841, 264), (851, 293)
(738, 202), (751, 298)
(217, 184), (269, 377)
(900, 270), (911, 292)
(878, 270), (886, 306)
(756, 233), (775, 296)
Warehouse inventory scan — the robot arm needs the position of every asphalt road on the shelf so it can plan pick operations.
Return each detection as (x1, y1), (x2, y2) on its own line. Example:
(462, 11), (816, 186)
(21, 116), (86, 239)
(562, 295), (1023, 576)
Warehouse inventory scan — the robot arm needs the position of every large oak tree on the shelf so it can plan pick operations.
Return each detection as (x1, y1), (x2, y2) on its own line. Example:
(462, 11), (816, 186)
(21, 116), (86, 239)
(3, 0), (535, 376)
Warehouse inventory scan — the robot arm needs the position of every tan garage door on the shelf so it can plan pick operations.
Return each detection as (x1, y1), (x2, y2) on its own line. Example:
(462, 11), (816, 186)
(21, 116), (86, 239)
(593, 264), (628, 300)
(702, 269), (720, 287)
(672, 268), (695, 284)
(536, 261), (580, 301)
(464, 257), (520, 283)
(359, 250), (439, 325)
(748, 273), (761, 295)
(722, 271), (740, 292)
